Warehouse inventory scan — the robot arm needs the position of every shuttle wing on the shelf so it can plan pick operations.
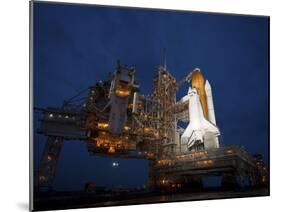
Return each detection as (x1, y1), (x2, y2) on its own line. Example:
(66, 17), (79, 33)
(181, 123), (193, 144)
(202, 118), (220, 135)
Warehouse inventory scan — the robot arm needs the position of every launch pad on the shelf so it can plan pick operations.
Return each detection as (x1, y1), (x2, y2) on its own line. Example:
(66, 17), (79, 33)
(34, 61), (268, 192)
(152, 146), (266, 190)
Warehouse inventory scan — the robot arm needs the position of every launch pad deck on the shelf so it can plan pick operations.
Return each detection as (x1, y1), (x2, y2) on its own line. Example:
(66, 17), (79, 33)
(151, 146), (264, 190)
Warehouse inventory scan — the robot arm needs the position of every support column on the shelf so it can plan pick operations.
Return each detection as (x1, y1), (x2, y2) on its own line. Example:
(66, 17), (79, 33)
(35, 136), (64, 190)
(184, 176), (203, 191)
(147, 160), (157, 191)
(221, 173), (239, 190)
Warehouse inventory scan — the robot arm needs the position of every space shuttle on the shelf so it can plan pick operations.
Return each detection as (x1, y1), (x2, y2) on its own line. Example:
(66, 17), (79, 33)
(181, 69), (220, 151)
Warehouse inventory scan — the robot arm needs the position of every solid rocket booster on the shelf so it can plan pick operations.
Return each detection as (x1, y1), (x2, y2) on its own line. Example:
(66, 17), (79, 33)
(205, 80), (219, 148)
(205, 80), (216, 125)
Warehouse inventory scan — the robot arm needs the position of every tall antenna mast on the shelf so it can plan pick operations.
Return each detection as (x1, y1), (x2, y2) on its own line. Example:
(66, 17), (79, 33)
(163, 48), (167, 70)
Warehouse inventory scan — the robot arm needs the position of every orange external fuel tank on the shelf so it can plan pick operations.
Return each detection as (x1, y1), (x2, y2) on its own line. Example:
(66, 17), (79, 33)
(191, 68), (209, 119)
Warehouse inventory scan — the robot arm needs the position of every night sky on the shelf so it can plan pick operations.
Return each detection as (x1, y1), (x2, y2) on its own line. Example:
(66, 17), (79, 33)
(33, 2), (269, 191)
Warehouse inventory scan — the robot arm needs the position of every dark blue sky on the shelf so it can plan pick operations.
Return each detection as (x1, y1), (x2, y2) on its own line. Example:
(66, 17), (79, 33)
(33, 2), (269, 191)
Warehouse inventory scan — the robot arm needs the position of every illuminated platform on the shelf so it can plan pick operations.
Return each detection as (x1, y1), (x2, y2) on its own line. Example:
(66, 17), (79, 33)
(149, 146), (267, 190)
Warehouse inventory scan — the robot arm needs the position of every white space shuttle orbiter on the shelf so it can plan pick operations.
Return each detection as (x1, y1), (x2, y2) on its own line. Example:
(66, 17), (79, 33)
(180, 69), (220, 151)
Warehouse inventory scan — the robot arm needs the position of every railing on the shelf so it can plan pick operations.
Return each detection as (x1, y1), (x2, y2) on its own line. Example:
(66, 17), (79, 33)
(156, 146), (256, 168)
